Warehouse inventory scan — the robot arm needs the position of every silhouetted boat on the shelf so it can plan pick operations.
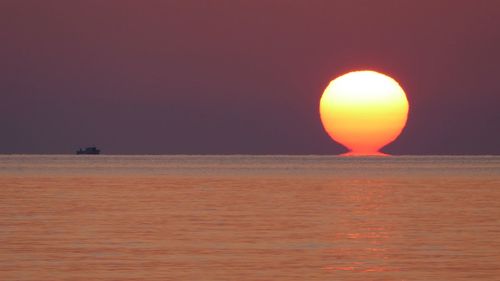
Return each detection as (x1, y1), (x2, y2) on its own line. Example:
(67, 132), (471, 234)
(76, 146), (100, 155)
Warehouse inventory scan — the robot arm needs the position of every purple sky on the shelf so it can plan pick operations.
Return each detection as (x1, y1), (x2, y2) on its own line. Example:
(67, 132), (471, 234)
(1, 1), (499, 154)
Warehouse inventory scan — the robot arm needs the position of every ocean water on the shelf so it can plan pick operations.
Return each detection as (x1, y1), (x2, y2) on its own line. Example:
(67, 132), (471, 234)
(1, 155), (499, 281)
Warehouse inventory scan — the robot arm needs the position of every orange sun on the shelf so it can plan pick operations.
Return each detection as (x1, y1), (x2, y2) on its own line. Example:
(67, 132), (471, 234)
(319, 70), (409, 156)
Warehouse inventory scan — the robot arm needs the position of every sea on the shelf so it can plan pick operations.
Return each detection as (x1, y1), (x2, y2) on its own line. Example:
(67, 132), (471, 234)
(1, 155), (499, 281)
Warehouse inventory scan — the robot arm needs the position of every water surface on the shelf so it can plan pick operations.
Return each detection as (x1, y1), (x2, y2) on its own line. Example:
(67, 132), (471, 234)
(1, 155), (499, 280)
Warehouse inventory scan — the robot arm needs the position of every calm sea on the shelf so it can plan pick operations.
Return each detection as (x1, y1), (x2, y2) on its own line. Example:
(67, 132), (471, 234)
(1, 155), (499, 281)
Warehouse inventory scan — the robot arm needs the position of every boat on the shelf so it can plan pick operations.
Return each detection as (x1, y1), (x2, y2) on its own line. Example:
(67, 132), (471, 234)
(76, 146), (101, 155)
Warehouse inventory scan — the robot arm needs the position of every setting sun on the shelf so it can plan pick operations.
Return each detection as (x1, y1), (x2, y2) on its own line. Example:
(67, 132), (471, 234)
(320, 70), (409, 156)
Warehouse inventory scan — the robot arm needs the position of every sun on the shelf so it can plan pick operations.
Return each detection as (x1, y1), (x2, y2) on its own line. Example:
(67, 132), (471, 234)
(319, 70), (409, 156)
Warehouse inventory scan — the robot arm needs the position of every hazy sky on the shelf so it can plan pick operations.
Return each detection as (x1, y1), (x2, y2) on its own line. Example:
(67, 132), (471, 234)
(1, 0), (499, 154)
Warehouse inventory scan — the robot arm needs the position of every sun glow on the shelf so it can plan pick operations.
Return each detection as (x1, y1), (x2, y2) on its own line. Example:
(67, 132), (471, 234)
(320, 70), (409, 156)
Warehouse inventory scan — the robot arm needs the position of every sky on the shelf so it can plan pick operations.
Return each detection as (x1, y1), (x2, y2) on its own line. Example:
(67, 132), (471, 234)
(1, 0), (499, 155)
